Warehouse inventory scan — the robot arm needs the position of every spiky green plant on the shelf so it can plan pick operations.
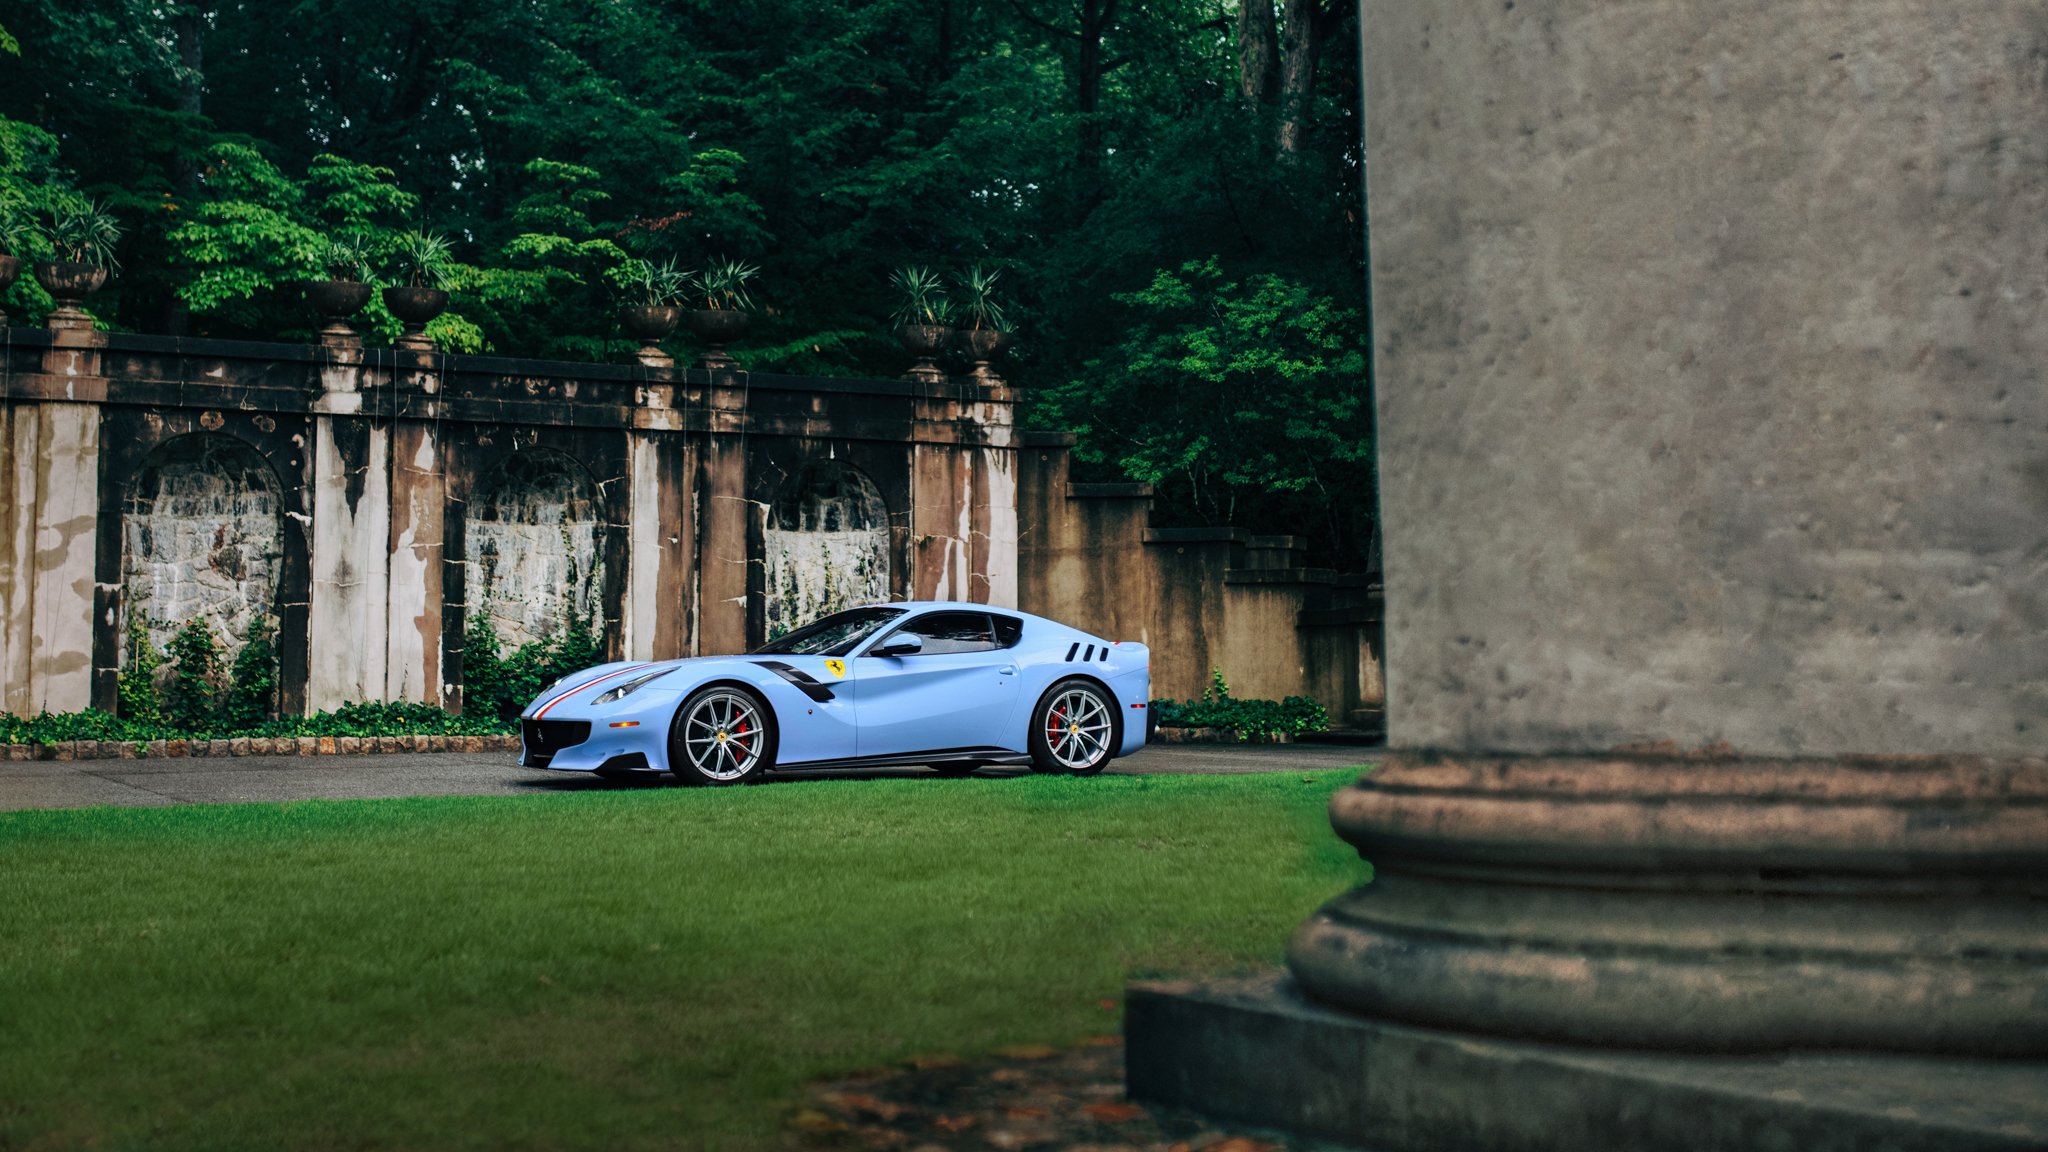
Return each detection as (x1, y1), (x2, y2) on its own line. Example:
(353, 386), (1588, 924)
(391, 229), (454, 289)
(41, 197), (123, 269)
(322, 233), (377, 282)
(691, 256), (759, 312)
(608, 256), (693, 307)
(956, 264), (1008, 331)
(889, 265), (952, 327)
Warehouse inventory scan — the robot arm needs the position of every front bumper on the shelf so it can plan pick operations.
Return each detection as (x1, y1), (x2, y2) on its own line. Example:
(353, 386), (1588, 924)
(519, 690), (683, 772)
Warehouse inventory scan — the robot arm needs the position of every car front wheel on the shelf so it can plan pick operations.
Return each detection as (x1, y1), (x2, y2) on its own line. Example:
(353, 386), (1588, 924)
(669, 686), (776, 785)
(1028, 679), (1119, 776)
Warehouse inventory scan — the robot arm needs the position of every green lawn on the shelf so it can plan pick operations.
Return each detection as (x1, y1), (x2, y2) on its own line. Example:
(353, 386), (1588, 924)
(0, 769), (1368, 1152)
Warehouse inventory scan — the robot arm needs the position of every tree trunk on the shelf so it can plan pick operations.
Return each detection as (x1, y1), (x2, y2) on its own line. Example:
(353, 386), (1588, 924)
(1277, 0), (1320, 155)
(1238, 0), (1279, 104)
(162, 2), (208, 336)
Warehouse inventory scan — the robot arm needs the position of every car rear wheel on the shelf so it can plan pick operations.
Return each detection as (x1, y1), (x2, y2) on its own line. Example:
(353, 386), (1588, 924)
(1028, 679), (1118, 776)
(669, 686), (776, 785)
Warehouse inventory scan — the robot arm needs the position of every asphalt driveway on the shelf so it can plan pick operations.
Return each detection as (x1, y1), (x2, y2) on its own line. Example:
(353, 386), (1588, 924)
(0, 742), (1375, 811)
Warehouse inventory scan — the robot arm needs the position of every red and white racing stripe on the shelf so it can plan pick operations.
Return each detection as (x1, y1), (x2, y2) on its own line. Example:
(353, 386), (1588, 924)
(533, 664), (655, 718)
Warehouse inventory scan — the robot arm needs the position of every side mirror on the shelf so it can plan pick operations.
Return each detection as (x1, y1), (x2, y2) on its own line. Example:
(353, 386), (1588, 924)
(870, 634), (924, 658)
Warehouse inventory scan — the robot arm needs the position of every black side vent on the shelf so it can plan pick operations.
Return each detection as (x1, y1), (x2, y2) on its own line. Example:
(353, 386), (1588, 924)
(1083, 644), (1096, 661)
(754, 660), (835, 702)
(1065, 642), (1080, 662)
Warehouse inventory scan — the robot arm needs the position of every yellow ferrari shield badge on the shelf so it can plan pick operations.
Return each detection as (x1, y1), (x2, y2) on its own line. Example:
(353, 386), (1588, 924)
(823, 659), (847, 679)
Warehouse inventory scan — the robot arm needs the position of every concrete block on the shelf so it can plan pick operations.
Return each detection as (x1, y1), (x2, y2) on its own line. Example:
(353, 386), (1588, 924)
(1125, 973), (2048, 1152)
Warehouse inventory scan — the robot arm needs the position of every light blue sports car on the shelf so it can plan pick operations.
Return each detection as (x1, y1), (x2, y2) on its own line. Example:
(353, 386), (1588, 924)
(517, 601), (1152, 782)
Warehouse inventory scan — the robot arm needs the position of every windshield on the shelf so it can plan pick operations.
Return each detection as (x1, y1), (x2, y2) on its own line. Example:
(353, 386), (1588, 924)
(751, 607), (907, 657)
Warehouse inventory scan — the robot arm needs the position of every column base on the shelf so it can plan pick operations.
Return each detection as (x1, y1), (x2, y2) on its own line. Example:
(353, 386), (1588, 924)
(1125, 972), (2047, 1152)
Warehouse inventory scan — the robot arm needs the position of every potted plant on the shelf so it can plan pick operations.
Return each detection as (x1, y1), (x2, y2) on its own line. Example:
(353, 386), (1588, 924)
(686, 256), (758, 369)
(382, 229), (452, 349)
(953, 264), (1014, 384)
(306, 233), (376, 341)
(890, 265), (953, 383)
(34, 197), (122, 325)
(609, 256), (691, 366)
(0, 192), (30, 327)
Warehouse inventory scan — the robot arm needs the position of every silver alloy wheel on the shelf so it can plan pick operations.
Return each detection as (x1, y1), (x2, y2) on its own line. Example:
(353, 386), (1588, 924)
(1044, 686), (1113, 771)
(680, 690), (765, 781)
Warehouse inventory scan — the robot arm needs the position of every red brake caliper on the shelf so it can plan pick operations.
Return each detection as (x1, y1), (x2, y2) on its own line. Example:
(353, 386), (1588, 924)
(733, 720), (751, 760)
(1047, 706), (1066, 743)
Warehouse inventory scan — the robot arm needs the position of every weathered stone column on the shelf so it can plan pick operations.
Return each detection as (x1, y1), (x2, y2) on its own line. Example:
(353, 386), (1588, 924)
(623, 369), (694, 661)
(0, 328), (104, 715)
(694, 369), (752, 655)
(306, 344), (390, 710)
(385, 352), (444, 706)
(909, 378), (1018, 605)
(1128, 1), (2048, 1147)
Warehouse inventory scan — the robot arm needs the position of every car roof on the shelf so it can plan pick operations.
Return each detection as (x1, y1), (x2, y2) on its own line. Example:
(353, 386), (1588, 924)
(852, 600), (1067, 626)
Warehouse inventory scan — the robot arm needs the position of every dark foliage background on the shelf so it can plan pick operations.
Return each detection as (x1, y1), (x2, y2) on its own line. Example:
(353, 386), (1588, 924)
(0, 0), (1374, 566)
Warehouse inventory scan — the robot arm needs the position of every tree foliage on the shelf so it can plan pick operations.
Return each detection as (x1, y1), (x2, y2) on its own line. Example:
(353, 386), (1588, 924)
(0, 0), (1373, 563)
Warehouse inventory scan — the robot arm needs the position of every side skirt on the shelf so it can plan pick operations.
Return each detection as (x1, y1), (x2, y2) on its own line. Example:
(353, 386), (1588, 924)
(771, 747), (1033, 773)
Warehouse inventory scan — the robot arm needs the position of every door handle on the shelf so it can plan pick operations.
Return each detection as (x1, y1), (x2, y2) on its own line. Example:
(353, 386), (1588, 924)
(998, 665), (1017, 675)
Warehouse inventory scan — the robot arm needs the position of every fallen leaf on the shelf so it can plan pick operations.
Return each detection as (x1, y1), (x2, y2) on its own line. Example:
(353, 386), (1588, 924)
(1080, 1034), (1122, 1048)
(821, 1092), (908, 1122)
(933, 1114), (979, 1133)
(989, 1068), (1030, 1083)
(1003, 1106), (1049, 1120)
(1098, 998), (1118, 1011)
(855, 1124), (908, 1149)
(906, 1053), (963, 1070)
(1082, 1102), (1146, 1122)
(994, 1044), (1060, 1060)
(787, 1109), (848, 1135)
(1205, 1139), (1281, 1152)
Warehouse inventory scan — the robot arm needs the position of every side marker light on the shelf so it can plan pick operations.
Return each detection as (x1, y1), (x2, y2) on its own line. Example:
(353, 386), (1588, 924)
(608, 721), (641, 728)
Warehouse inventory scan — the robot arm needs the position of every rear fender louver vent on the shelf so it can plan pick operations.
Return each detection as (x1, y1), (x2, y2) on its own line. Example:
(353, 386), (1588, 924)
(1065, 642), (1080, 662)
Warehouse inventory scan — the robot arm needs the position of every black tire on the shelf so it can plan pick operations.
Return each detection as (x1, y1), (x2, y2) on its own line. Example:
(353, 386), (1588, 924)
(1027, 678), (1120, 776)
(667, 684), (777, 785)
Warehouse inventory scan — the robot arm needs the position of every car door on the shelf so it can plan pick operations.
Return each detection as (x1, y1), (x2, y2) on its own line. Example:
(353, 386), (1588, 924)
(852, 611), (1021, 757)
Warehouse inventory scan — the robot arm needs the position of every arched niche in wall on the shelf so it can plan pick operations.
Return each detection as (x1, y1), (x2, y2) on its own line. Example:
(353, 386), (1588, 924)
(121, 433), (285, 665)
(763, 460), (892, 640)
(466, 448), (608, 650)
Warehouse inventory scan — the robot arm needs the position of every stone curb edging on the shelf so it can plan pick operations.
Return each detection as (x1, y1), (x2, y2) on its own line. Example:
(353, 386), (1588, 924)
(1153, 727), (1297, 745)
(1, 734), (523, 762)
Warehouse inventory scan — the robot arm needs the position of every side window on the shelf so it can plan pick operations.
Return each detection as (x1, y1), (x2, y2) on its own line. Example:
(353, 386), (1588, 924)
(991, 614), (1024, 648)
(896, 611), (998, 655)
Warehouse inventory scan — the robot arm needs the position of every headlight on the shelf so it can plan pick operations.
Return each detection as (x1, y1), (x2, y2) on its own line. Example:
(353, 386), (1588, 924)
(591, 669), (674, 705)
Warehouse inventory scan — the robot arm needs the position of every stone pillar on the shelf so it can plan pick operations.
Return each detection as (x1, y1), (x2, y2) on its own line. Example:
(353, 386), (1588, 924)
(909, 379), (1018, 604)
(694, 370), (752, 656)
(306, 346), (390, 710)
(385, 354), (443, 705)
(0, 329), (105, 715)
(1127, 1), (2048, 1147)
(624, 371), (694, 661)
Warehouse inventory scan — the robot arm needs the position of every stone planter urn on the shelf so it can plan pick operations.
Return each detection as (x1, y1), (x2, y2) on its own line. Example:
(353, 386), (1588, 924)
(686, 308), (749, 370)
(0, 254), (20, 326)
(306, 279), (373, 346)
(34, 259), (108, 329)
(895, 324), (952, 383)
(621, 304), (683, 367)
(382, 285), (448, 351)
(955, 327), (1014, 385)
